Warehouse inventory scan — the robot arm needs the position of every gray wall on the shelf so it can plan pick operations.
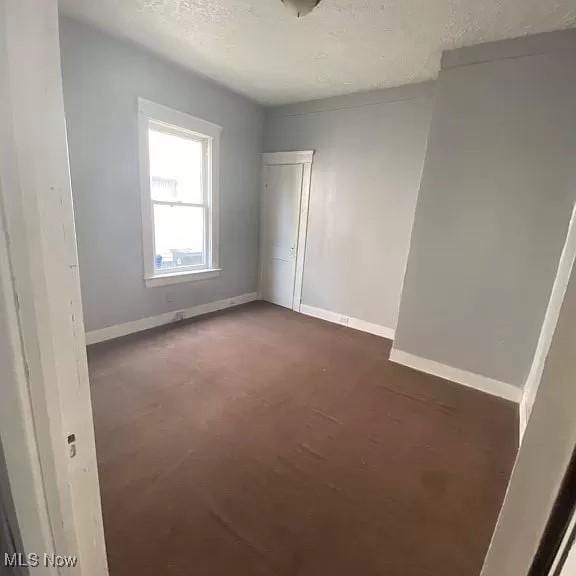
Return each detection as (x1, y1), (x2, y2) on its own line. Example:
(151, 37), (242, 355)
(265, 84), (434, 330)
(394, 30), (576, 388)
(59, 17), (264, 332)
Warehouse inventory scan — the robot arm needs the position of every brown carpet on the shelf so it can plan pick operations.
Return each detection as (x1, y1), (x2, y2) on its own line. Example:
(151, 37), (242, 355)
(87, 301), (518, 576)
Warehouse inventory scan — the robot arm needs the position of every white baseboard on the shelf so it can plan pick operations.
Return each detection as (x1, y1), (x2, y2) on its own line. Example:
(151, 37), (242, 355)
(299, 304), (395, 341)
(389, 348), (522, 403)
(85, 292), (259, 345)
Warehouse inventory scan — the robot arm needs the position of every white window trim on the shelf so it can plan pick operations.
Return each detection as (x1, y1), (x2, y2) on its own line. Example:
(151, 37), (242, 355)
(138, 98), (222, 288)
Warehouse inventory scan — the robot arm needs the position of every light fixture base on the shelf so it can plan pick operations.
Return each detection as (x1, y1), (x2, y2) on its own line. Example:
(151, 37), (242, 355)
(281, 0), (322, 18)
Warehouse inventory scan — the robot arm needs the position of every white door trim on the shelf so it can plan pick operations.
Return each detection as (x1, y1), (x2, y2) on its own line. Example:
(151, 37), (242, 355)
(262, 150), (314, 165)
(0, 1), (107, 574)
(292, 161), (313, 312)
(259, 150), (314, 312)
(521, 201), (576, 439)
(0, 161), (57, 575)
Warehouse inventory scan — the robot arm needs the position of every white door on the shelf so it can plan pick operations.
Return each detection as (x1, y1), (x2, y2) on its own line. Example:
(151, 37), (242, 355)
(260, 163), (304, 309)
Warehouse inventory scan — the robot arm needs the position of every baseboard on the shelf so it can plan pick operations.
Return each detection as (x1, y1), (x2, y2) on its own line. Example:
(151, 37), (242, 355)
(85, 292), (259, 345)
(389, 348), (522, 403)
(299, 304), (395, 341)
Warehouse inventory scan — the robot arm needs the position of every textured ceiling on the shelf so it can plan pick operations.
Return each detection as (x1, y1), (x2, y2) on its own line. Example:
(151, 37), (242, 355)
(58, 0), (576, 105)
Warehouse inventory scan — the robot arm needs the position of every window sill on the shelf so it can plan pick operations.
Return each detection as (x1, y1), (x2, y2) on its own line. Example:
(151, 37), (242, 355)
(144, 268), (222, 288)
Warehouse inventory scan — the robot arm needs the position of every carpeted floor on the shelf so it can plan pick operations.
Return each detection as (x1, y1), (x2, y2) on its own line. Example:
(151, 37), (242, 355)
(87, 301), (518, 576)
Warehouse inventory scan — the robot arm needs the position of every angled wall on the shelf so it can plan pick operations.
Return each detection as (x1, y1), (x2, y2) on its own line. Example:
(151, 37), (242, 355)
(393, 30), (576, 389)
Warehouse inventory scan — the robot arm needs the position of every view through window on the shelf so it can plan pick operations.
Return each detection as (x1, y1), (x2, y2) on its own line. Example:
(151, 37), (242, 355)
(148, 126), (208, 273)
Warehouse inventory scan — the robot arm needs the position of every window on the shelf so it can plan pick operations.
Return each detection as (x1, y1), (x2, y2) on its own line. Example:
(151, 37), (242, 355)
(138, 98), (221, 287)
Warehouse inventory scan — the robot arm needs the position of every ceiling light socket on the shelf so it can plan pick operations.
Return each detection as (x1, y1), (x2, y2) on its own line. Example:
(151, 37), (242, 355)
(281, 0), (322, 18)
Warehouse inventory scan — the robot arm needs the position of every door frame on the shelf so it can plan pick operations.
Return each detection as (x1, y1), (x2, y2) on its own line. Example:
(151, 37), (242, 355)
(259, 150), (314, 312)
(480, 230), (576, 576)
(0, 1), (108, 574)
(521, 201), (576, 438)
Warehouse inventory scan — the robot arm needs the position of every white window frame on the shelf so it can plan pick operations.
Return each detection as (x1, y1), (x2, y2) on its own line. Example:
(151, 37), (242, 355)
(138, 98), (222, 288)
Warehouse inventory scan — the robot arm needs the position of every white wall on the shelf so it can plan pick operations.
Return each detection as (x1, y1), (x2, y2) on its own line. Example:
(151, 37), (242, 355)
(265, 83), (434, 331)
(59, 17), (264, 332)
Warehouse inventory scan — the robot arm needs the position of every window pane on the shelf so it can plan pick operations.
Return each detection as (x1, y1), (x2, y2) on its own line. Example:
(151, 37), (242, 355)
(148, 127), (203, 204)
(153, 204), (205, 271)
